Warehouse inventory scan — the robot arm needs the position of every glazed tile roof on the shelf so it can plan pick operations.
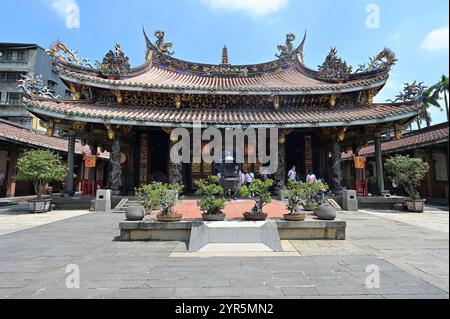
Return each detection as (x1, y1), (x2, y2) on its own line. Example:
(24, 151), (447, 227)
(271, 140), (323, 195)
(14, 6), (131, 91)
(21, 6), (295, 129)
(343, 122), (449, 159)
(25, 98), (421, 127)
(57, 64), (389, 94)
(0, 119), (110, 159)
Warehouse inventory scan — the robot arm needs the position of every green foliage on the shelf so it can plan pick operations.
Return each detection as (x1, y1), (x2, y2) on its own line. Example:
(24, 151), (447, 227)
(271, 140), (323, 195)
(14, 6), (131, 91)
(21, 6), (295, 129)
(385, 155), (430, 200)
(240, 179), (274, 215)
(301, 181), (330, 209)
(16, 150), (67, 199)
(284, 181), (308, 215)
(135, 182), (165, 211)
(136, 182), (183, 215)
(195, 176), (226, 215)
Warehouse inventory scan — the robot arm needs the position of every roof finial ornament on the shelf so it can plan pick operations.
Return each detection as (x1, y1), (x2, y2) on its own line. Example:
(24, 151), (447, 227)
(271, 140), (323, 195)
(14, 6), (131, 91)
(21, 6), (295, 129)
(276, 33), (296, 58)
(317, 48), (353, 81)
(222, 45), (229, 65)
(154, 30), (174, 56)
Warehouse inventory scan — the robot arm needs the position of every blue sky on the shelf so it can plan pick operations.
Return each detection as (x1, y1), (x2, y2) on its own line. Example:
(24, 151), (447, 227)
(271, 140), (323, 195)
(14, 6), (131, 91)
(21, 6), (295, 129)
(1, 0), (448, 124)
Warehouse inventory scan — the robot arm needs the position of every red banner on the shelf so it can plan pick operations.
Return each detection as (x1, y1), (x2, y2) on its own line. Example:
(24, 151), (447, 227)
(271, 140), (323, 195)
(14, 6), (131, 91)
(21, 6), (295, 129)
(84, 155), (97, 168)
(354, 156), (366, 169)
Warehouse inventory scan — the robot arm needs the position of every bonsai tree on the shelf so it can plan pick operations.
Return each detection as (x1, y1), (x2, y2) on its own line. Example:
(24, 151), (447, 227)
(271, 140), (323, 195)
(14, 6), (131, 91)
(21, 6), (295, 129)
(385, 155), (430, 200)
(195, 176), (226, 216)
(135, 182), (165, 211)
(16, 150), (67, 200)
(240, 179), (274, 215)
(159, 183), (184, 216)
(284, 181), (308, 215)
(304, 181), (330, 209)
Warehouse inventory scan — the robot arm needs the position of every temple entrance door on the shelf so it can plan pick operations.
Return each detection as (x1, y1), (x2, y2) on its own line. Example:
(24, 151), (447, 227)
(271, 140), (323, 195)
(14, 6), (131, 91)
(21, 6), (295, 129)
(149, 131), (169, 183)
(286, 132), (305, 181)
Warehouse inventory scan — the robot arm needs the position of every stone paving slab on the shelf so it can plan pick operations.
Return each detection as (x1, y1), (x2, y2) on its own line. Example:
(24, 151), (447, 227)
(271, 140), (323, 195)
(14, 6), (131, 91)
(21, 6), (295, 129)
(0, 210), (448, 299)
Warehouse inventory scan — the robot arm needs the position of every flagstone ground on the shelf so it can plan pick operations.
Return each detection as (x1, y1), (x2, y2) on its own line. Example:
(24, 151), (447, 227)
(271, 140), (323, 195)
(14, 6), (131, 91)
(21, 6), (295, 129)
(0, 203), (448, 299)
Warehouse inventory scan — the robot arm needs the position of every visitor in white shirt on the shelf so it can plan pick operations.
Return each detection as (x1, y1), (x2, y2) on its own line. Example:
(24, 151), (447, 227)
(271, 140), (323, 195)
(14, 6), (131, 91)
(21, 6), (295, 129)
(288, 166), (297, 181)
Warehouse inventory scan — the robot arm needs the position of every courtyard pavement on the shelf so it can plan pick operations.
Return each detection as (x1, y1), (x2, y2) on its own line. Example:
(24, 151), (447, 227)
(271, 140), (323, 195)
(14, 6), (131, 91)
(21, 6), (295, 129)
(0, 203), (448, 299)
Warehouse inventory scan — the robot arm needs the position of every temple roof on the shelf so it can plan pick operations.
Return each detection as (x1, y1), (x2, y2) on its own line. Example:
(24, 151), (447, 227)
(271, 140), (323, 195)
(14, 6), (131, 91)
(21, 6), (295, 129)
(342, 122), (449, 159)
(0, 119), (109, 158)
(25, 97), (421, 128)
(48, 29), (397, 96)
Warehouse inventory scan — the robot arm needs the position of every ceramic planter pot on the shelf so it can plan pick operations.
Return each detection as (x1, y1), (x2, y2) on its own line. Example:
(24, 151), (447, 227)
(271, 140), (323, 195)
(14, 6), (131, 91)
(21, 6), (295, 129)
(406, 199), (426, 213)
(202, 213), (226, 221)
(157, 213), (183, 222)
(28, 198), (52, 214)
(126, 205), (145, 221)
(243, 213), (268, 221)
(283, 214), (306, 221)
(314, 204), (337, 221)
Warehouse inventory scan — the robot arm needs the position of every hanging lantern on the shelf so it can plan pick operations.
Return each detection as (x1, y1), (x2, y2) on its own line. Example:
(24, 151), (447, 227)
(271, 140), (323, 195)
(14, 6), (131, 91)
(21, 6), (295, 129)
(338, 128), (347, 142)
(46, 127), (54, 137)
(175, 94), (182, 109)
(279, 133), (286, 145)
(395, 129), (403, 140)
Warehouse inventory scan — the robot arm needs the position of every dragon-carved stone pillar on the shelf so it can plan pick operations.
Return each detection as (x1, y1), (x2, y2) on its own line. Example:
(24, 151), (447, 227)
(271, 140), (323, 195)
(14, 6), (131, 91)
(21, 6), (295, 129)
(331, 137), (343, 195)
(66, 131), (76, 196)
(169, 138), (183, 185)
(109, 131), (122, 196)
(374, 133), (385, 195)
(274, 133), (287, 198)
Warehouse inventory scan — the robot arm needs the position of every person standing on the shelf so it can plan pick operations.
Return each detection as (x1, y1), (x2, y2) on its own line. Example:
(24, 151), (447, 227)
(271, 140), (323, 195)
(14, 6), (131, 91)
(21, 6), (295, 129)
(306, 171), (317, 184)
(287, 166), (297, 182)
(245, 170), (255, 186)
(239, 169), (246, 187)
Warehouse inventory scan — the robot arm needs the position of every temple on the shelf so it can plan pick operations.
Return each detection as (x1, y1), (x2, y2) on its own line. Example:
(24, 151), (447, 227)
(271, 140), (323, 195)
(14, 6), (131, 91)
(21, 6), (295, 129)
(21, 29), (422, 196)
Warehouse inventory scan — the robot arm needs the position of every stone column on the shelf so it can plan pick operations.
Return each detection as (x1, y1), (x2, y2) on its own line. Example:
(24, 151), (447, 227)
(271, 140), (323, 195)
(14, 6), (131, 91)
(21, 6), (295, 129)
(331, 138), (343, 194)
(6, 144), (18, 198)
(66, 131), (76, 196)
(109, 131), (122, 196)
(374, 133), (385, 195)
(169, 138), (183, 184)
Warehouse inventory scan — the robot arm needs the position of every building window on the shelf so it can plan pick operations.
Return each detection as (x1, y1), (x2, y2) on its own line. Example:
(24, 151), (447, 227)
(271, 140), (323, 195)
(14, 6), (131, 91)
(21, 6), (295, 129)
(6, 92), (22, 105)
(0, 50), (13, 62)
(16, 50), (28, 63)
(0, 72), (24, 82)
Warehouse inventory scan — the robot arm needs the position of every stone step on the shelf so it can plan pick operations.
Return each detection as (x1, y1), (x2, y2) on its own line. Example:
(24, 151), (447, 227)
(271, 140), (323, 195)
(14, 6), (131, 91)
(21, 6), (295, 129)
(188, 220), (283, 253)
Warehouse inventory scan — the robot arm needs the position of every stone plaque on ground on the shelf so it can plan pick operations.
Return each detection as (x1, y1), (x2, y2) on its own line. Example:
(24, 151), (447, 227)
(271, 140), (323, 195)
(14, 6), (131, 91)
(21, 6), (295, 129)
(188, 220), (283, 253)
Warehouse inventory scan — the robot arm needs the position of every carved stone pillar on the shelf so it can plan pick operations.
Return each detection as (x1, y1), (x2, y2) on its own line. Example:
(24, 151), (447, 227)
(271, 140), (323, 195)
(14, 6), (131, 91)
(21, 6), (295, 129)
(274, 140), (286, 195)
(374, 133), (385, 195)
(331, 138), (343, 194)
(66, 131), (76, 196)
(6, 144), (18, 198)
(169, 138), (183, 184)
(109, 131), (122, 196)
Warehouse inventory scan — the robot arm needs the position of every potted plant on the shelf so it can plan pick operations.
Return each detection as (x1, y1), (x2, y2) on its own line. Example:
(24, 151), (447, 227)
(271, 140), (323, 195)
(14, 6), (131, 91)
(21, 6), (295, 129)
(283, 181), (308, 221)
(156, 183), (184, 222)
(195, 176), (226, 221)
(385, 155), (430, 213)
(240, 179), (274, 221)
(16, 150), (67, 214)
(309, 181), (336, 220)
(135, 182), (165, 214)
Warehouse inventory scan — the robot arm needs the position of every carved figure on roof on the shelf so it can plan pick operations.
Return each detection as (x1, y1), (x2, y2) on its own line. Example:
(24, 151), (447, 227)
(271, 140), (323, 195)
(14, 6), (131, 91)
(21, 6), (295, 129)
(317, 48), (353, 81)
(356, 48), (398, 73)
(47, 40), (97, 69)
(154, 30), (174, 56)
(388, 81), (426, 103)
(17, 73), (61, 99)
(99, 43), (131, 79)
(276, 33), (296, 58)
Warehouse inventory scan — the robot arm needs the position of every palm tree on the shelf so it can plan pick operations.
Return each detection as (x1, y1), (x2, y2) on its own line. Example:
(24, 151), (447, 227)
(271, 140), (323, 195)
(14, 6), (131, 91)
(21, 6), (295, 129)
(418, 87), (441, 127)
(432, 75), (449, 122)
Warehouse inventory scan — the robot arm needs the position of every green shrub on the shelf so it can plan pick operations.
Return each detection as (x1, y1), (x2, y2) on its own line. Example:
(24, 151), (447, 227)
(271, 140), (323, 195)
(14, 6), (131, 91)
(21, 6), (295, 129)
(195, 176), (226, 215)
(16, 150), (67, 199)
(385, 155), (430, 200)
(240, 179), (274, 215)
(135, 182), (183, 215)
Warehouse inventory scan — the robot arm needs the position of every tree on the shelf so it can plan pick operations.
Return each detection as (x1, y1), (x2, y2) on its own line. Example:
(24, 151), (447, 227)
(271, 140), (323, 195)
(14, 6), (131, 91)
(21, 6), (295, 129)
(431, 75), (449, 122)
(240, 179), (274, 215)
(385, 155), (430, 200)
(418, 87), (441, 127)
(16, 150), (67, 199)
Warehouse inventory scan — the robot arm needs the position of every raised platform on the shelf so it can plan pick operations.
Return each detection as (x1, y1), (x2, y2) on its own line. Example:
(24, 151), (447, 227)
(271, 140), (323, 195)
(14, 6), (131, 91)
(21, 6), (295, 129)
(51, 196), (123, 211)
(334, 195), (407, 211)
(119, 218), (346, 242)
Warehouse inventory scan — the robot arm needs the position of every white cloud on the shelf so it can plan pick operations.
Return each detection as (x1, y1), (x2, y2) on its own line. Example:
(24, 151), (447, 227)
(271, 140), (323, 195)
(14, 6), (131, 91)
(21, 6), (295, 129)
(51, 0), (80, 29)
(421, 27), (449, 51)
(201, 0), (288, 17)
